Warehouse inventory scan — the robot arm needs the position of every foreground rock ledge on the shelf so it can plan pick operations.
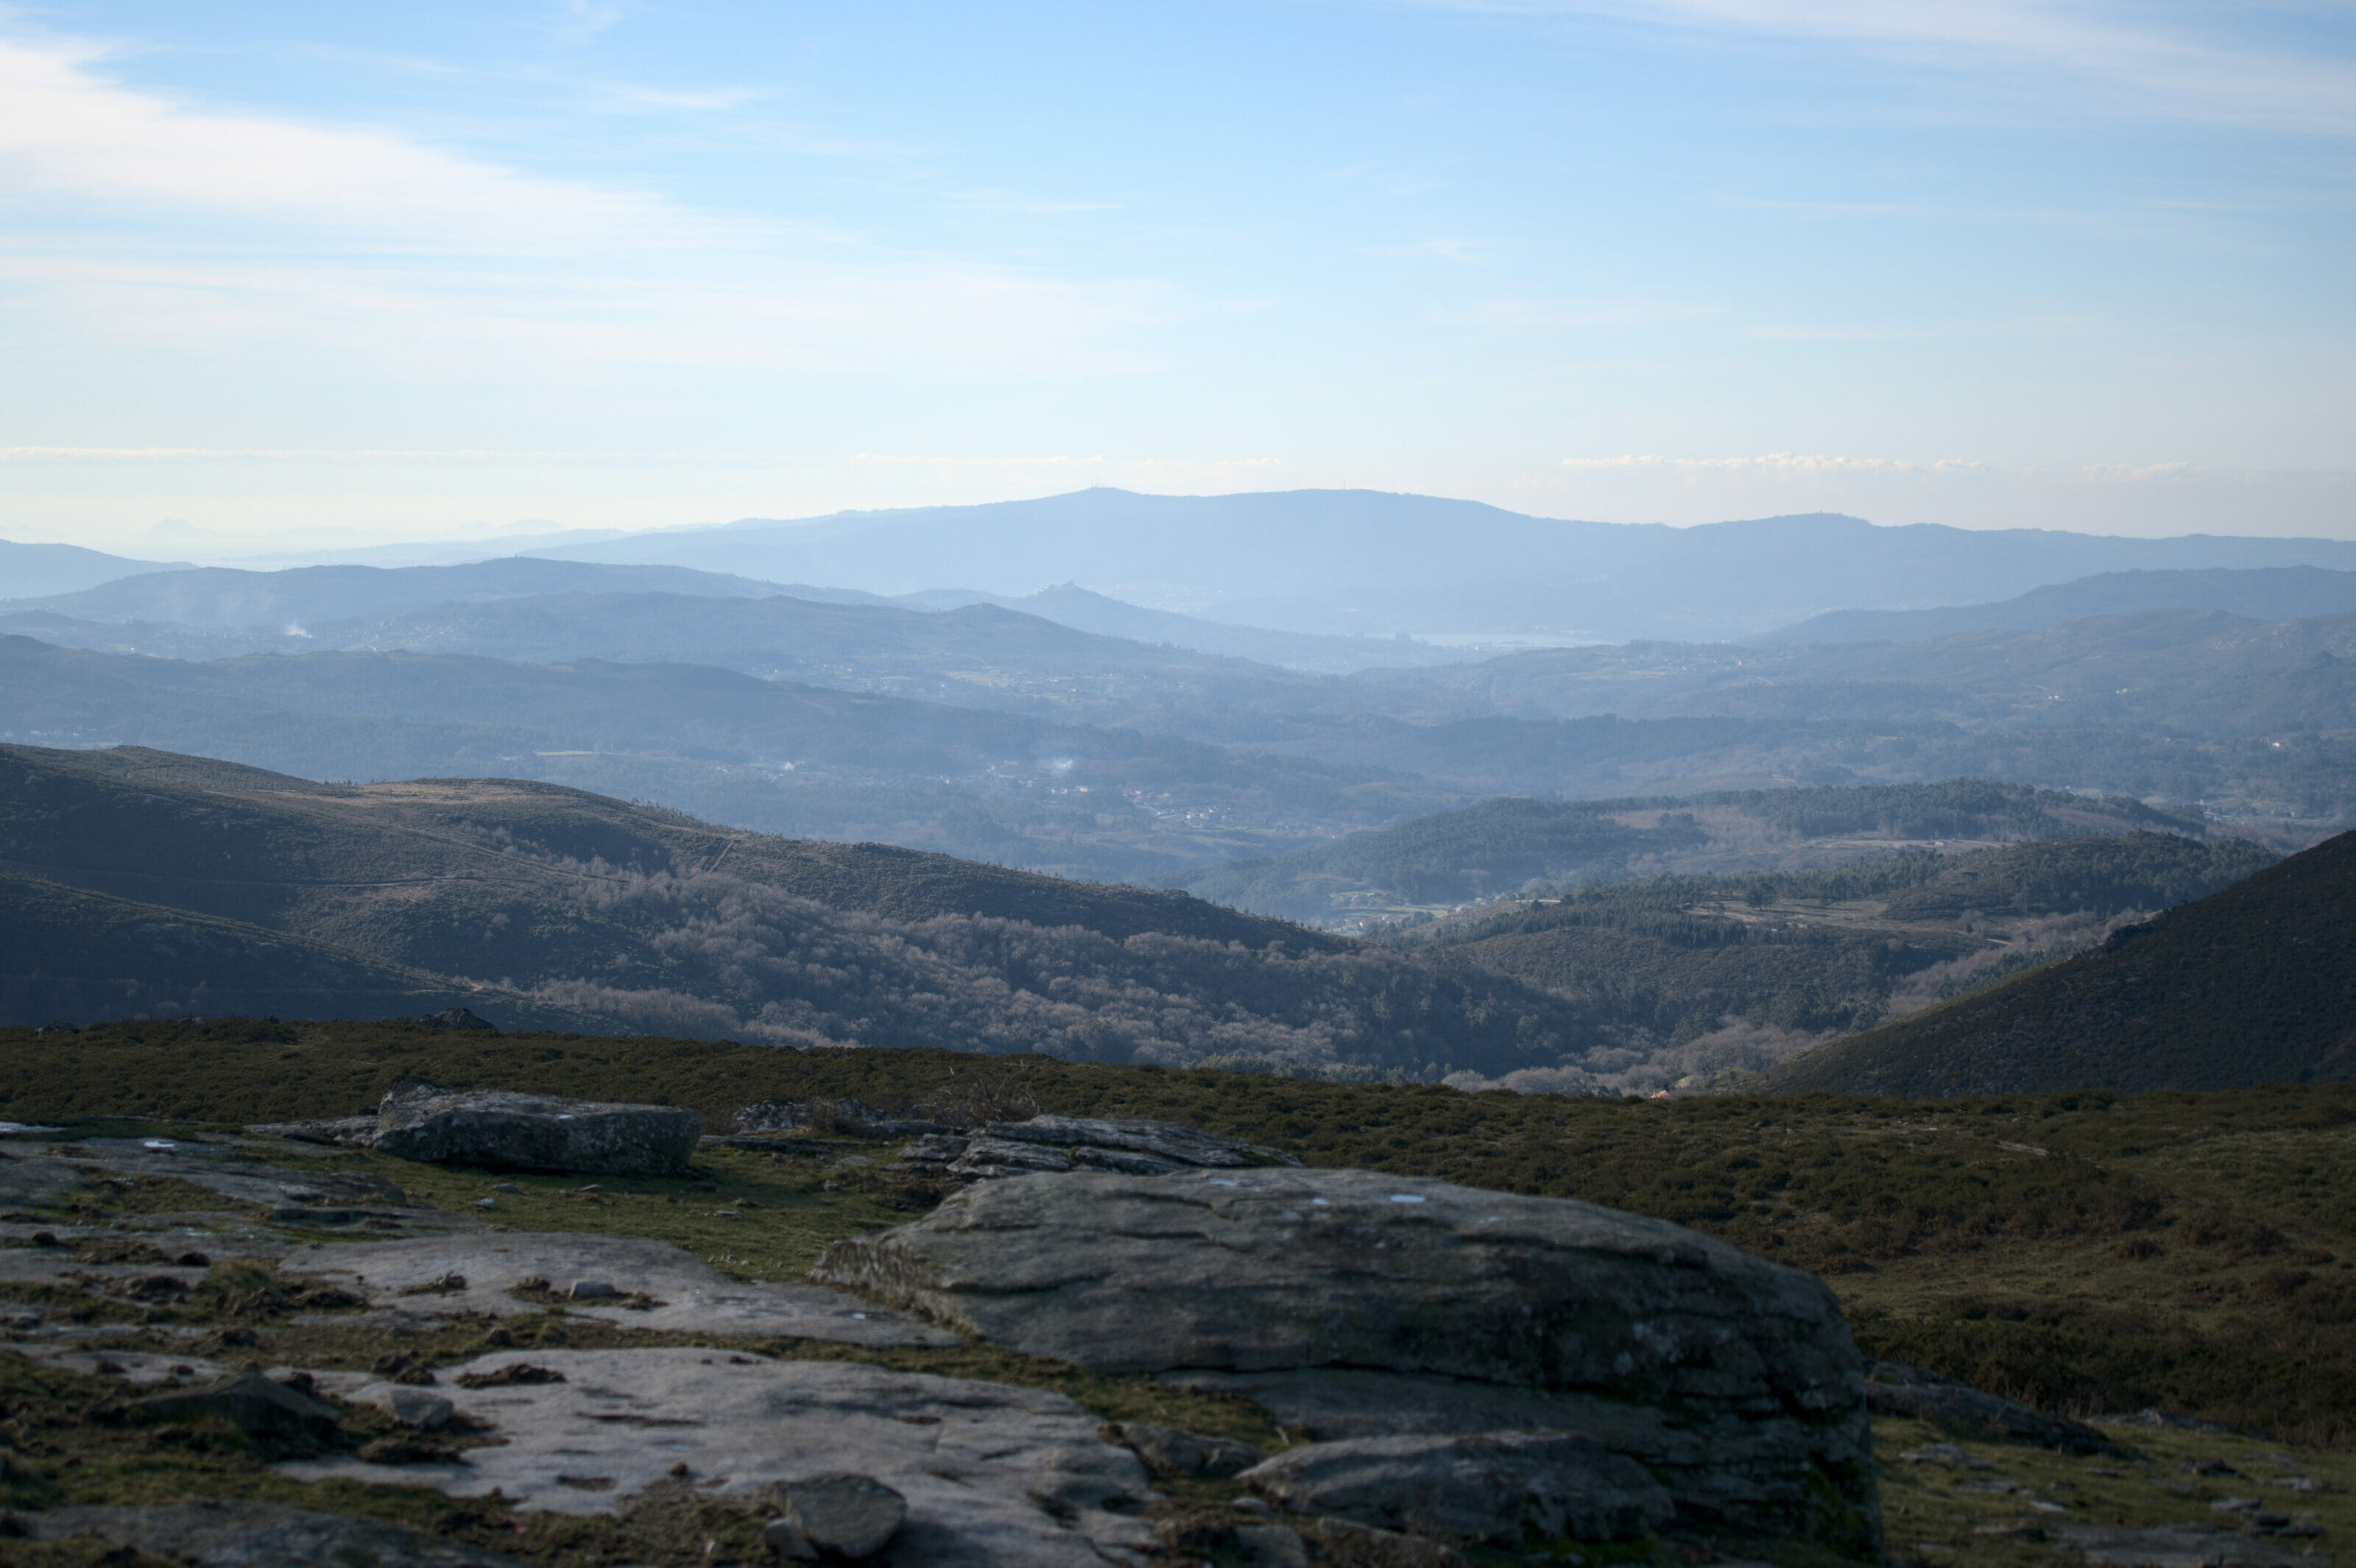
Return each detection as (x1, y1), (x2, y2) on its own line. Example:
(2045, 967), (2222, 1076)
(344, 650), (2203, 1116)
(812, 1166), (1882, 1555)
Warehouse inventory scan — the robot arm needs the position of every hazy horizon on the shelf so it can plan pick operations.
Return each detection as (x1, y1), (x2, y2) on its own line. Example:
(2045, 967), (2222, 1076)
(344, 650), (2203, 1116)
(4, 3), (2352, 556)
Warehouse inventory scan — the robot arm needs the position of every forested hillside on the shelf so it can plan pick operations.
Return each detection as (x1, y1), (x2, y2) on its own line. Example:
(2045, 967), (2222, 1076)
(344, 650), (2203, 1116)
(0, 744), (1608, 1081)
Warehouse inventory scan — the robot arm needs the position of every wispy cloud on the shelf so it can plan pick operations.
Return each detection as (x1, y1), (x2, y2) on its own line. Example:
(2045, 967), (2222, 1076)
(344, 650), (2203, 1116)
(1406, 1), (2356, 134)
(551, 0), (626, 49)
(0, 32), (1162, 378)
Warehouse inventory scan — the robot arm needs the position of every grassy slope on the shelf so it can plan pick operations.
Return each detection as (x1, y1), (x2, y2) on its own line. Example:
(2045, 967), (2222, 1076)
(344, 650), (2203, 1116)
(8, 1019), (2356, 1447)
(1768, 830), (2356, 1095)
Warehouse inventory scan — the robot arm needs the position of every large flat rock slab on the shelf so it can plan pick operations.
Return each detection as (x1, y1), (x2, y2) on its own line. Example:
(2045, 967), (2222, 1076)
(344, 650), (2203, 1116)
(282, 1349), (1157, 1568)
(812, 1166), (1879, 1553)
(281, 1232), (960, 1348)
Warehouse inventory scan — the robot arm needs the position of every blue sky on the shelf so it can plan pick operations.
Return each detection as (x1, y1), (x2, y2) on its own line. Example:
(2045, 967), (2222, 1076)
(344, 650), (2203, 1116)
(1, 0), (2351, 556)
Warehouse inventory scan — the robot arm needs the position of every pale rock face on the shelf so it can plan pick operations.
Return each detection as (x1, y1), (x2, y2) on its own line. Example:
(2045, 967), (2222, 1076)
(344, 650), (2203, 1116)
(280, 1350), (1158, 1568)
(811, 1165), (1881, 1555)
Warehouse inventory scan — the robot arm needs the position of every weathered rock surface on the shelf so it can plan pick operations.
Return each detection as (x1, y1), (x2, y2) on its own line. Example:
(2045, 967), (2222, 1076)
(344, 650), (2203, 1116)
(1866, 1359), (2133, 1457)
(281, 1349), (1157, 1568)
(11, 1500), (529, 1568)
(0, 1145), (88, 1206)
(1240, 1430), (1674, 1545)
(1159, 1366), (1824, 1533)
(812, 1167), (1879, 1553)
(280, 1232), (959, 1349)
(374, 1087), (700, 1176)
(897, 1115), (1302, 1181)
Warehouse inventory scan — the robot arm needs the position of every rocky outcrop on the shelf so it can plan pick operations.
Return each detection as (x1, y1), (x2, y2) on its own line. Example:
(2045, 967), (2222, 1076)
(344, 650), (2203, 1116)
(249, 1082), (702, 1176)
(811, 1166), (1880, 1555)
(897, 1115), (1302, 1181)
(1866, 1360), (2133, 1457)
(373, 1084), (700, 1176)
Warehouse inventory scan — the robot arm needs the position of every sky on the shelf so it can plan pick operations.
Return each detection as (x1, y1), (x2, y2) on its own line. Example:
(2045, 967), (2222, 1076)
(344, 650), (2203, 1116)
(1, 0), (2352, 559)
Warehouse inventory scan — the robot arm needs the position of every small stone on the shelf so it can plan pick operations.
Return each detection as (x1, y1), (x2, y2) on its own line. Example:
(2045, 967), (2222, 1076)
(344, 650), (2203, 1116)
(2213, 1497), (2263, 1513)
(362, 1382), (456, 1430)
(568, 1280), (618, 1300)
(493, 1183), (518, 1193)
(771, 1473), (907, 1559)
(476, 1198), (498, 1210)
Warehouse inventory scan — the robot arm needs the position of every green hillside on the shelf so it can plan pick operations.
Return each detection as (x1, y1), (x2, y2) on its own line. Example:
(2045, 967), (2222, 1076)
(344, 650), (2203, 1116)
(0, 745), (1608, 1080)
(1768, 830), (2356, 1094)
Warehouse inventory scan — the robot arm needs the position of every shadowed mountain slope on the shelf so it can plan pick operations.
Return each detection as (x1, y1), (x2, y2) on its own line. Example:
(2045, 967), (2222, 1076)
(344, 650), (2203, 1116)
(0, 869), (596, 1031)
(1765, 831), (2356, 1095)
(0, 744), (1339, 957)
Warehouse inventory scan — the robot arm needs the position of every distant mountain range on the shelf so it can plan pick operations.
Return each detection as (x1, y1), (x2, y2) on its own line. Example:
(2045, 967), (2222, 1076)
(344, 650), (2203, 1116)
(0, 540), (183, 600)
(3, 557), (791, 628)
(1757, 567), (2356, 646)
(0, 556), (1465, 675)
(1766, 827), (2356, 1094)
(524, 488), (2356, 640)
